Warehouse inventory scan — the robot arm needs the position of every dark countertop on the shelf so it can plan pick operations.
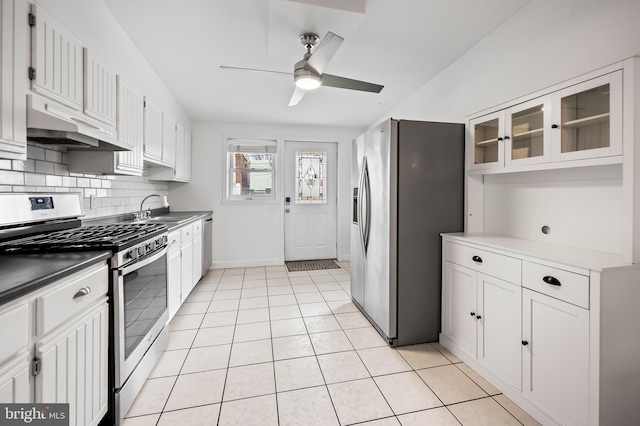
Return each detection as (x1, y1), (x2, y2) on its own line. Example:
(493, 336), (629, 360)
(0, 251), (111, 306)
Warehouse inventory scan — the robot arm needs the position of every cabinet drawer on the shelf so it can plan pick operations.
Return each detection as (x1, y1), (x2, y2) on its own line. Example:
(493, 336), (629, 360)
(181, 223), (194, 244)
(36, 262), (109, 336)
(168, 229), (181, 252)
(0, 303), (29, 364)
(445, 241), (521, 284)
(522, 262), (589, 309)
(192, 219), (203, 234)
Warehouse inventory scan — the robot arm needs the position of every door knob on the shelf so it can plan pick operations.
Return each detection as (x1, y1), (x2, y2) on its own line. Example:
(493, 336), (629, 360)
(285, 208), (290, 213)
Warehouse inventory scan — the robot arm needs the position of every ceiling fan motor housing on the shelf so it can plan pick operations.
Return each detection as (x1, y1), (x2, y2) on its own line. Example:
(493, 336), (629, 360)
(299, 33), (319, 49)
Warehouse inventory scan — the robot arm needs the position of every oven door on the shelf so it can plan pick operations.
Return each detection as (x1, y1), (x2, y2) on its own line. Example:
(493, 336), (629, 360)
(113, 246), (168, 388)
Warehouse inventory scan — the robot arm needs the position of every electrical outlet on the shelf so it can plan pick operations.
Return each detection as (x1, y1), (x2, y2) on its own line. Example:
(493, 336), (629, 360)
(90, 195), (97, 210)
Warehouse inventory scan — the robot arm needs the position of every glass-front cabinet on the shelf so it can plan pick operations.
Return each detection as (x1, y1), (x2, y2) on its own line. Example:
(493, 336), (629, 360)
(552, 71), (622, 162)
(469, 111), (505, 170)
(468, 70), (622, 174)
(505, 96), (551, 167)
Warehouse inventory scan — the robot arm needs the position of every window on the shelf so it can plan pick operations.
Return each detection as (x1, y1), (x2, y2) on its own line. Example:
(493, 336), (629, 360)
(226, 139), (276, 201)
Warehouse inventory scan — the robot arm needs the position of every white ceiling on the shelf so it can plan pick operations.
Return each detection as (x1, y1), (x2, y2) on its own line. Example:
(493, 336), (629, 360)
(103, 0), (532, 128)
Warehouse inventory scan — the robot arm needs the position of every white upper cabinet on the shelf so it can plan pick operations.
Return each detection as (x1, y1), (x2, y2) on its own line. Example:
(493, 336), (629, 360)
(468, 67), (624, 175)
(551, 71), (622, 162)
(67, 77), (145, 175)
(84, 48), (117, 127)
(162, 113), (176, 167)
(469, 110), (505, 170)
(143, 99), (164, 163)
(174, 124), (192, 182)
(115, 78), (144, 174)
(0, 0), (27, 160)
(174, 122), (186, 179)
(504, 95), (552, 167)
(29, 4), (83, 110)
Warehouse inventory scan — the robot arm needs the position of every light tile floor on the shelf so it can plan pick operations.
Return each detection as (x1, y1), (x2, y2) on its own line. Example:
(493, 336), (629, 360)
(122, 263), (541, 426)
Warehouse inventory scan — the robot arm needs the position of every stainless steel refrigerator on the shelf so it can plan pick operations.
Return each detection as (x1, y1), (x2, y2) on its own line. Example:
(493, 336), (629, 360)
(351, 118), (464, 346)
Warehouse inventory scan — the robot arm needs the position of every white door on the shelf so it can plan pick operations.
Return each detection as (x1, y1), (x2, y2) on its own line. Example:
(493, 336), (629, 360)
(284, 141), (337, 261)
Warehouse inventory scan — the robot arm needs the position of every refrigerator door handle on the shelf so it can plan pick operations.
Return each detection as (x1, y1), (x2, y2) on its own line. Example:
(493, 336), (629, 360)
(362, 158), (371, 254)
(358, 156), (366, 255)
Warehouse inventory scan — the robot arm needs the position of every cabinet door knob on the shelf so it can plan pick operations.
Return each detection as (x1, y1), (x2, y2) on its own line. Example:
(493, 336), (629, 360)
(497, 137), (503, 141)
(476, 315), (482, 320)
(522, 340), (529, 346)
(472, 255), (483, 263)
(551, 124), (559, 129)
(470, 312), (476, 317)
(542, 276), (561, 286)
(504, 136), (510, 140)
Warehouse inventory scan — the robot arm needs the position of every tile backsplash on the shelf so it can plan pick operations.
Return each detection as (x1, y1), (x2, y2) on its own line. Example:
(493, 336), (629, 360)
(0, 143), (168, 219)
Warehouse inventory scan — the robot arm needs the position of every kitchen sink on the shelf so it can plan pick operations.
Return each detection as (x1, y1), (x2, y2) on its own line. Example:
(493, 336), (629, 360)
(130, 216), (191, 224)
(146, 216), (191, 223)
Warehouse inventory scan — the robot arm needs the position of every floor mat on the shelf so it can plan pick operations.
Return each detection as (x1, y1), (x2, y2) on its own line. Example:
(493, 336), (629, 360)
(285, 259), (341, 272)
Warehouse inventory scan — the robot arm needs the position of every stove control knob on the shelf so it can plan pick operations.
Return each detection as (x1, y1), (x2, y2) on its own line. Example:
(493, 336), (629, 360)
(125, 249), (137, 261)
(146, 242), (153, 252)
(137, 246), (145, 257)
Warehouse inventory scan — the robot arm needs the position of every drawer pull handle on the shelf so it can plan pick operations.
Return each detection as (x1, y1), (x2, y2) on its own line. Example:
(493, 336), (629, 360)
(472, 255), (483, 263)
(73, 287), (91, 299)
(522, 340), (529, 346)
(542, 276), (561, 286)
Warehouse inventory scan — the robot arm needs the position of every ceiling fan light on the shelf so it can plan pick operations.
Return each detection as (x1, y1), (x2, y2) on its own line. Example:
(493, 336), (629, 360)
(295, 74), (321, 90)
(293, 64), (322, 91)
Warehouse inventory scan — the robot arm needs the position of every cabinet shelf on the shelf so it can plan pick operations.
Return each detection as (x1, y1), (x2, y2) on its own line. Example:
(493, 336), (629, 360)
(475, 138), (499, 147)
(512, 128), (543, 139)
(563, 113), (609, 128)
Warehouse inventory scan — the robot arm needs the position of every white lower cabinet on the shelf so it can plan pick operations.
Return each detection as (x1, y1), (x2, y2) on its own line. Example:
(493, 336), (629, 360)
(180, 238), (194, 299)
(441, 234), (640, 426)
(167, 230), (182, 321)
(166, 221), (199, 322)
(0, 261), (109, 424)
(35, 302), (109, 426)
(478, 274), (522, 391)
(0, 356), (30, 403)
(522, 288), (589, 426)
(442, 260), (522, 390)
(192, 219), (203, 287)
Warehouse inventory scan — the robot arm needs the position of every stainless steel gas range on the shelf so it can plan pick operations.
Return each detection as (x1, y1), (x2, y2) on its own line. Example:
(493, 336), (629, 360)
(0, 193), (169, 424)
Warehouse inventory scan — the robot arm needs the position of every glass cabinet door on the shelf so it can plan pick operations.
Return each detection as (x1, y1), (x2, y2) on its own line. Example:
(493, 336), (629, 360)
(553, 71), (622, 161)
(505, 96), (551, 166)
(470, 111), (504, 170)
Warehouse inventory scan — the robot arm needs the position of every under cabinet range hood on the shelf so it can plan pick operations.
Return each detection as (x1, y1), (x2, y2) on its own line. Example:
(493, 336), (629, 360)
(26, 94), (131, 151)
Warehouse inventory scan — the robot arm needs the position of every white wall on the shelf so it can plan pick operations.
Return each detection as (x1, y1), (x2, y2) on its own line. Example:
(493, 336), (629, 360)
(168, 121), (361, 268)
(377, 0), (640, 124)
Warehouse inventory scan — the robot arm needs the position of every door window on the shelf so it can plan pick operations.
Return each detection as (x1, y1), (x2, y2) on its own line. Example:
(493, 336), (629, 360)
(295, 151), (327, 204)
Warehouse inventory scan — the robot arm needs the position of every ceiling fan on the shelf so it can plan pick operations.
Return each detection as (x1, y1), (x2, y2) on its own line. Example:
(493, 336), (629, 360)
(220, 31), (384, 106)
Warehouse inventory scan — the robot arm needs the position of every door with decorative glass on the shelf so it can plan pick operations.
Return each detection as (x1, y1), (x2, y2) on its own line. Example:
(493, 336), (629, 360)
(284, 141), (337, 261)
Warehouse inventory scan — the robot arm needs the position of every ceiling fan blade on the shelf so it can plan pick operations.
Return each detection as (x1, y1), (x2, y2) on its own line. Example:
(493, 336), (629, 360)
(321, 74), (384, 93)
(288, 87), (306, 106)
(307, 32), (344, 74)
(219, 65), (292, 76)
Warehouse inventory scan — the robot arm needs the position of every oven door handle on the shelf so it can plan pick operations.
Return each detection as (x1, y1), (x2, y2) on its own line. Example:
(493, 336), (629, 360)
(119, 246), (168, 276)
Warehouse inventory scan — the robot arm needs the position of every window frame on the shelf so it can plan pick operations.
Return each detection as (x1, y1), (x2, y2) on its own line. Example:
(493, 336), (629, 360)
(224, 138), (278, 204)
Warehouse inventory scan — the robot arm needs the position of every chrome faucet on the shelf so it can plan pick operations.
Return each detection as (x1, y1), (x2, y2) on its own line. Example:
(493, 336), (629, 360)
(134, 194), (169, 220)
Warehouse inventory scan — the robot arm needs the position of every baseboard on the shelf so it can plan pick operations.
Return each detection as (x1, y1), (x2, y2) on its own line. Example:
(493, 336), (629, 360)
(340, 253), (351, 262)
(212, 257), (284, 269)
